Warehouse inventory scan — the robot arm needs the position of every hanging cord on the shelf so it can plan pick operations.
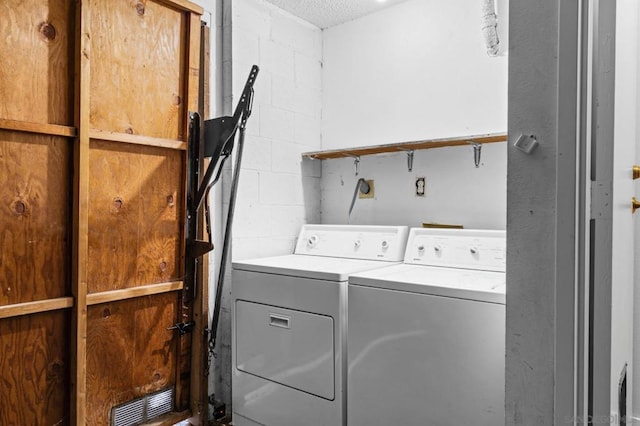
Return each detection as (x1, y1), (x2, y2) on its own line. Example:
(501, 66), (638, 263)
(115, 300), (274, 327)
(348, 178), (370, 221)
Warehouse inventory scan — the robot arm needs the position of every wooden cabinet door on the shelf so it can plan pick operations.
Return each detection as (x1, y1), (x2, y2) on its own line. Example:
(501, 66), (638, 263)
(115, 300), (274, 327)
(0, 0), (205, 424)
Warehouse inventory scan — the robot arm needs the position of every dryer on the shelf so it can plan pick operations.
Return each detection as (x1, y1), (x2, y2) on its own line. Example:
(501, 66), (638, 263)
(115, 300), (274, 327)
(347, 228), (506, 426)
(231, 224), (409, 426)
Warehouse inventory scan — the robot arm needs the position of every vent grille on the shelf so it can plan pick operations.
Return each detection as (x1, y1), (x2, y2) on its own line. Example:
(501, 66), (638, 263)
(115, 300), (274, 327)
(146, 388), (174, 419)
(112, 399), (144, 426)
(112, 388), (174, 426)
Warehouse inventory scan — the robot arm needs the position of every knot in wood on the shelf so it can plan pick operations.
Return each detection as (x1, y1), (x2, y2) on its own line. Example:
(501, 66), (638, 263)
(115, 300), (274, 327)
(113, 197), (124, 211)
(38, 22), (56, 41)
(135, 2), (146, 16)
(12, 200), (27, 215)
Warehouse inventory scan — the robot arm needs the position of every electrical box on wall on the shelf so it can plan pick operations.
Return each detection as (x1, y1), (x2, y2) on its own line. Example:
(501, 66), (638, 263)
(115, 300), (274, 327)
(415, 177), (426, 197)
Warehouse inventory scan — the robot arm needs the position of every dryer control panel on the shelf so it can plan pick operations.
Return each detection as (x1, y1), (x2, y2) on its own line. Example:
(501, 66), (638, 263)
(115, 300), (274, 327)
(404, 228), (506, 272)
(294, 225), (409, 261)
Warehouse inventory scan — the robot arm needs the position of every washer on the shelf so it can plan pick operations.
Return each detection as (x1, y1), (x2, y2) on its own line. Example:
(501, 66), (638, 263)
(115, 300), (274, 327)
(231, 224), (409, 426)
(347, 228), (506, 426)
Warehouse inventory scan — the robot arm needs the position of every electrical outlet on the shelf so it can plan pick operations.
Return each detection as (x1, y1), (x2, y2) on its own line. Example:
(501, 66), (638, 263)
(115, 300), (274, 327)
(359, 180), (374, 198)
(415, 177), (426, 197)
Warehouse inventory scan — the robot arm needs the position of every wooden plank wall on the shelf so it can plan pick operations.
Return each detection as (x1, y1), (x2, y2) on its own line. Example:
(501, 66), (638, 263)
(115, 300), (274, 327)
(1, 0), (204, 424)
(78, 0), (202, 424)
(0, 0), (74, 424)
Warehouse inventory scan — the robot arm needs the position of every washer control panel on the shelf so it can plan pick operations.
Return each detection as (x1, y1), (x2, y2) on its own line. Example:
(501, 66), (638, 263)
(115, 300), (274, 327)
(404, 228), (506, 272)
(294, 225), (409, 261)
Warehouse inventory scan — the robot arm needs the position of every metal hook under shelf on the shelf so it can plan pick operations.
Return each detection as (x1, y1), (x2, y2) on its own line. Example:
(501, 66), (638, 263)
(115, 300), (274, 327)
(468, 142), (482, 168)
(406, 150), (414, 172)
(353, 156), (360, 176)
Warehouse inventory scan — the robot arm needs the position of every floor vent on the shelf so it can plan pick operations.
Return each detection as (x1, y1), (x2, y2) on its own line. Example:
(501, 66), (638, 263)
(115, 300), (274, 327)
(112, 388), (174, 426)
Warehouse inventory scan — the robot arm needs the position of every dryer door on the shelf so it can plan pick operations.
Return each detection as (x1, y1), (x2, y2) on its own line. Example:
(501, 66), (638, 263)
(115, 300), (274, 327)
(235, 301), (335, 400)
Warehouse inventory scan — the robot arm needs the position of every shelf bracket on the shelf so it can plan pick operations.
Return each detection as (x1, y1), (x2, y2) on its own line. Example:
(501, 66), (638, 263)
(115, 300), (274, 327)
(353, 156), (361, 176)
(468, 142), (482, 168)
(406, 150), (414, 172)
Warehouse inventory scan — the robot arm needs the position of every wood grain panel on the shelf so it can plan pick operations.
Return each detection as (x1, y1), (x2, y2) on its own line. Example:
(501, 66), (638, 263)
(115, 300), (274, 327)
(0, 0), (74, 125)
(86, 293), (177, 425)
(0, 130), (71, 306)
(88, 140), (183, 293)
(89, 0), (186, 140)
(0, 310), (70, 425)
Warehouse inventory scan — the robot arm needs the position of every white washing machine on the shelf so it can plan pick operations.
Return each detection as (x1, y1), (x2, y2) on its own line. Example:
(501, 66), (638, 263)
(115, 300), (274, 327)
(231, 224), (409, 426)
(347, 228), (506, 426)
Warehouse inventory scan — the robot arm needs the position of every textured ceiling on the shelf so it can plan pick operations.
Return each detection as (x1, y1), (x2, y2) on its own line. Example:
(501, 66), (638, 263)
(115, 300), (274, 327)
(263, 0), (411, 29)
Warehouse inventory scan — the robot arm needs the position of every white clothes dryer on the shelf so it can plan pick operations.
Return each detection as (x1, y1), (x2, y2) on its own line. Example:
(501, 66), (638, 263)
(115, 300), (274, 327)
(231, 225), (409, 426)
(347, 228), (506, 426)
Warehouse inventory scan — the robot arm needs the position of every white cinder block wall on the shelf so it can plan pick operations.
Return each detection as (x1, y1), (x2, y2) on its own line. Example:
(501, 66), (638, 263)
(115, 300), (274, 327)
(231, 0), (323, 262)
(321, 0), (508, 229)
(209, 0), (322, 408)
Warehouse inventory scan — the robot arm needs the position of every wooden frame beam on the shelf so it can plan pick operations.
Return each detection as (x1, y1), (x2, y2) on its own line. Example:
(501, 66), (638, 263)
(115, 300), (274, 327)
(0, 119), (77, 137)
(0, 298), (74, 319)
(89, 129), (188, 150)
(156, 0), (203, 15)
(71, 0), (91, 422)
(86, 281), (184, 306)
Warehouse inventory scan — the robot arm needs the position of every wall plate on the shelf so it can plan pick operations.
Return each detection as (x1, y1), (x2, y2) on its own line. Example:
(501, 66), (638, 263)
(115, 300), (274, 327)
(415, 177), (426, 197)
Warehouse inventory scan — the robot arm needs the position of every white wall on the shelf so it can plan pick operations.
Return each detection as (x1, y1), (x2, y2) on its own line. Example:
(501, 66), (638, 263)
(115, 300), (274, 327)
(231, 0), (323, 261)
(320, 0), (508, 229)
(321, 143), (506, 229)
(322, 0), (508, 151)
(506, 0), (582, 422)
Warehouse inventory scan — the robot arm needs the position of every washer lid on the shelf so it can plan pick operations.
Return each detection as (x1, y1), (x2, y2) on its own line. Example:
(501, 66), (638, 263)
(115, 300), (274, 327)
(349, 264), (506, 304)
(233, 254), (399, 281)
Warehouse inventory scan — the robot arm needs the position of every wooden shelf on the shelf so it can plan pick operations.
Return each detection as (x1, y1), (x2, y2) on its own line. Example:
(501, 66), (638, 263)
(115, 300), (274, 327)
(301, 132), (507, 160)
